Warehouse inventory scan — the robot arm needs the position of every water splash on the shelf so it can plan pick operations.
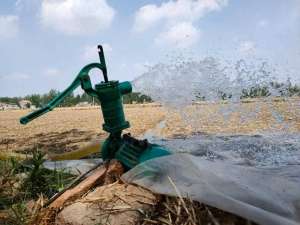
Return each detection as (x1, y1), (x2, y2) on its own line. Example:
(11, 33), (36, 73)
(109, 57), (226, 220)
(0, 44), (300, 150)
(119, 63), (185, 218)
(134, 57), (288, 105)
(154, 133), (300, 168)
(133, 56), (299, 131)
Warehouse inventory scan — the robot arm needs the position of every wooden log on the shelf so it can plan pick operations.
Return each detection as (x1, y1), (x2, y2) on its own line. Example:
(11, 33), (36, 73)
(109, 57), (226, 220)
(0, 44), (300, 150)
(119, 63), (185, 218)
(49, 165), (107, 209)
(32, 160), (125, 225)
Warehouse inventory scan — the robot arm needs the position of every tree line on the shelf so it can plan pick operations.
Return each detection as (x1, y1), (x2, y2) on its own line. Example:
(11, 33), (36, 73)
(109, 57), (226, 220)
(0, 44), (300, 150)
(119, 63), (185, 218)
(1, 81), (299, 107)
(197, 81), (300, 100)
(240, 81), (300, 99)
(0, 90), (153, 107)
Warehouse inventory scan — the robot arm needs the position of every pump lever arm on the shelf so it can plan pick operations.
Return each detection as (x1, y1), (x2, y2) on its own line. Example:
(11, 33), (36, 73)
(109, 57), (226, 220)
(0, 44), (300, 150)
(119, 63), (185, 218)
(20, 45), (108, 125)
(20, 77), (82, 124)
(19, 63), (106, 125)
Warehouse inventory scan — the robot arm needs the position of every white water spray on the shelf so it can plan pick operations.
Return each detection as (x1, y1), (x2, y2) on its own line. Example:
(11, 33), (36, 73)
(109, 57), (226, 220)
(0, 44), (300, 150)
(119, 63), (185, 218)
(133, 56), (299, 132)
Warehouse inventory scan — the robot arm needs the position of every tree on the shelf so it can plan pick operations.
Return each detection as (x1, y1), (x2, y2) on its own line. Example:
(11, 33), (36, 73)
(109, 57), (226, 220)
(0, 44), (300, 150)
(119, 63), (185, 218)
(123, 92), (153, 104)
(241, 86), (270, 98)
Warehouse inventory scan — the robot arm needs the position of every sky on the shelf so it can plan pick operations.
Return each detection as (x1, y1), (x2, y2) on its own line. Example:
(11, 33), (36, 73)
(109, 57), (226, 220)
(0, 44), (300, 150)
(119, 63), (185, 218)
(0, 0), (299, 97)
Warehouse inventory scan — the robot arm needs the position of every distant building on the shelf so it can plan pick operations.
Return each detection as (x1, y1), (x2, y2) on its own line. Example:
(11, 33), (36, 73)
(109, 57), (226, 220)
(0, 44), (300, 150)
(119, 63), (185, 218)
(19, 100), (32, 109)
(0, 102), (20, 110)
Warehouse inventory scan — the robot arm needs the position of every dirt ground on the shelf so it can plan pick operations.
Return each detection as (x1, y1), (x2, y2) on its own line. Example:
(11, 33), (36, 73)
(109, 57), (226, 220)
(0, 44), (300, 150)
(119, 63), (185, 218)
(0, 99), (299, 154)
(0, 104), (165, 154)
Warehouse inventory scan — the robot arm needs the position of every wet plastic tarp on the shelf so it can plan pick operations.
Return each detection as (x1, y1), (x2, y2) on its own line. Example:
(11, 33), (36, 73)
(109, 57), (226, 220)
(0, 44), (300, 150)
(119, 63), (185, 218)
(122, 153), (300, 225)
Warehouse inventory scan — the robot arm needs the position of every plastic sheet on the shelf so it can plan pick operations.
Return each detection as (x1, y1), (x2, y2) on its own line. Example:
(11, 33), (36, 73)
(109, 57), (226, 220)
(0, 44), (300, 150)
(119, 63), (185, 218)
(123, 153), (300, 225)
(43, 159), (102, 175)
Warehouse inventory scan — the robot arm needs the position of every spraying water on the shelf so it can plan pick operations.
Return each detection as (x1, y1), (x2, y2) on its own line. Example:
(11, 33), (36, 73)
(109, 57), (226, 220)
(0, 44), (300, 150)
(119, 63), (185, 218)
(133, 57), (282, 105)
(125, 56), (300, 225)
(133, 56), (299, 132)
(133, 55), (300, 167)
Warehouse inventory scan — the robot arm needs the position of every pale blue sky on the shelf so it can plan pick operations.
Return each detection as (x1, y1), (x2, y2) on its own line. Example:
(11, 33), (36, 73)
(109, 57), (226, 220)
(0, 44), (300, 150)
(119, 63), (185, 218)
(0, 0), (299, 97)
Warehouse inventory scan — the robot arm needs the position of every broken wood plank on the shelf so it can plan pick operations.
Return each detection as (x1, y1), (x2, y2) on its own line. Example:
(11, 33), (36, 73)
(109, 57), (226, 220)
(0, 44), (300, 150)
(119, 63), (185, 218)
(49, 165), (107, 209)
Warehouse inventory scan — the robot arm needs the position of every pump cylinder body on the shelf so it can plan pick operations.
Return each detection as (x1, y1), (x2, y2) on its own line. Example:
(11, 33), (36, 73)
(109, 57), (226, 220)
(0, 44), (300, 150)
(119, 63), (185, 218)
(95, 81), (132, 133)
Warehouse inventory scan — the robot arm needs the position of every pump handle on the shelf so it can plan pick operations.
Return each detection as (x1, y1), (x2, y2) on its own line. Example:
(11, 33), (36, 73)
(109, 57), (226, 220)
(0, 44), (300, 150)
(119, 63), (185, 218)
(98, 45), (108, 83)
(20, 45), (108, 125)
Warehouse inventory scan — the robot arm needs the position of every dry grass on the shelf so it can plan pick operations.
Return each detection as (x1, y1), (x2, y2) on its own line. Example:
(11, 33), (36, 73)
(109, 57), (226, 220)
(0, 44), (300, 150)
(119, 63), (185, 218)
(139, 176), (257, 225)
(138, 177), (256, 225)
(0, 99), (299, 154)
(140, 196), (255, 225)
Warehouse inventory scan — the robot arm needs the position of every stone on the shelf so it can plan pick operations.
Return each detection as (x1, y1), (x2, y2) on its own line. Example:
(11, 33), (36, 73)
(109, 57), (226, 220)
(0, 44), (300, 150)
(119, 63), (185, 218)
(56, 182), (157, 225)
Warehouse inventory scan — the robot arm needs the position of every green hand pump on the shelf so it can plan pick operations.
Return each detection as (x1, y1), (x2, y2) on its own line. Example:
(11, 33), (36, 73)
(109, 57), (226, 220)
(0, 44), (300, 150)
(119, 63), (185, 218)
(20, 45), (170, 170)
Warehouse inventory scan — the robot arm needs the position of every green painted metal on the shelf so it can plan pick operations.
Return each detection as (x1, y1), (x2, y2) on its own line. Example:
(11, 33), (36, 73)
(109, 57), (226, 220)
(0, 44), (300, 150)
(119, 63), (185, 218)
(95, 80), (131, 133)
(115, 139), (170, 170)
(20, 44), (170, 169)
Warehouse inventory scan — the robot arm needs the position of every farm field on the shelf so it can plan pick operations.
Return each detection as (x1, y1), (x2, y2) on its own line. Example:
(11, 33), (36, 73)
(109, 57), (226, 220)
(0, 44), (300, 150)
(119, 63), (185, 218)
(0, 99), (299, 225)
(1, 99), (299, 155)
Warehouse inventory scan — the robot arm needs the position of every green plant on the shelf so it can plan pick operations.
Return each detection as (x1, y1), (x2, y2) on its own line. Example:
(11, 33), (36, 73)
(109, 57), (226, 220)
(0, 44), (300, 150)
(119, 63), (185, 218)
(21, 151), (48, 199)
(0, 152), (75, 225)
(21, 151), (75, 199)
(0, 159), (22, 210)
(48, 168), (75, 193)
